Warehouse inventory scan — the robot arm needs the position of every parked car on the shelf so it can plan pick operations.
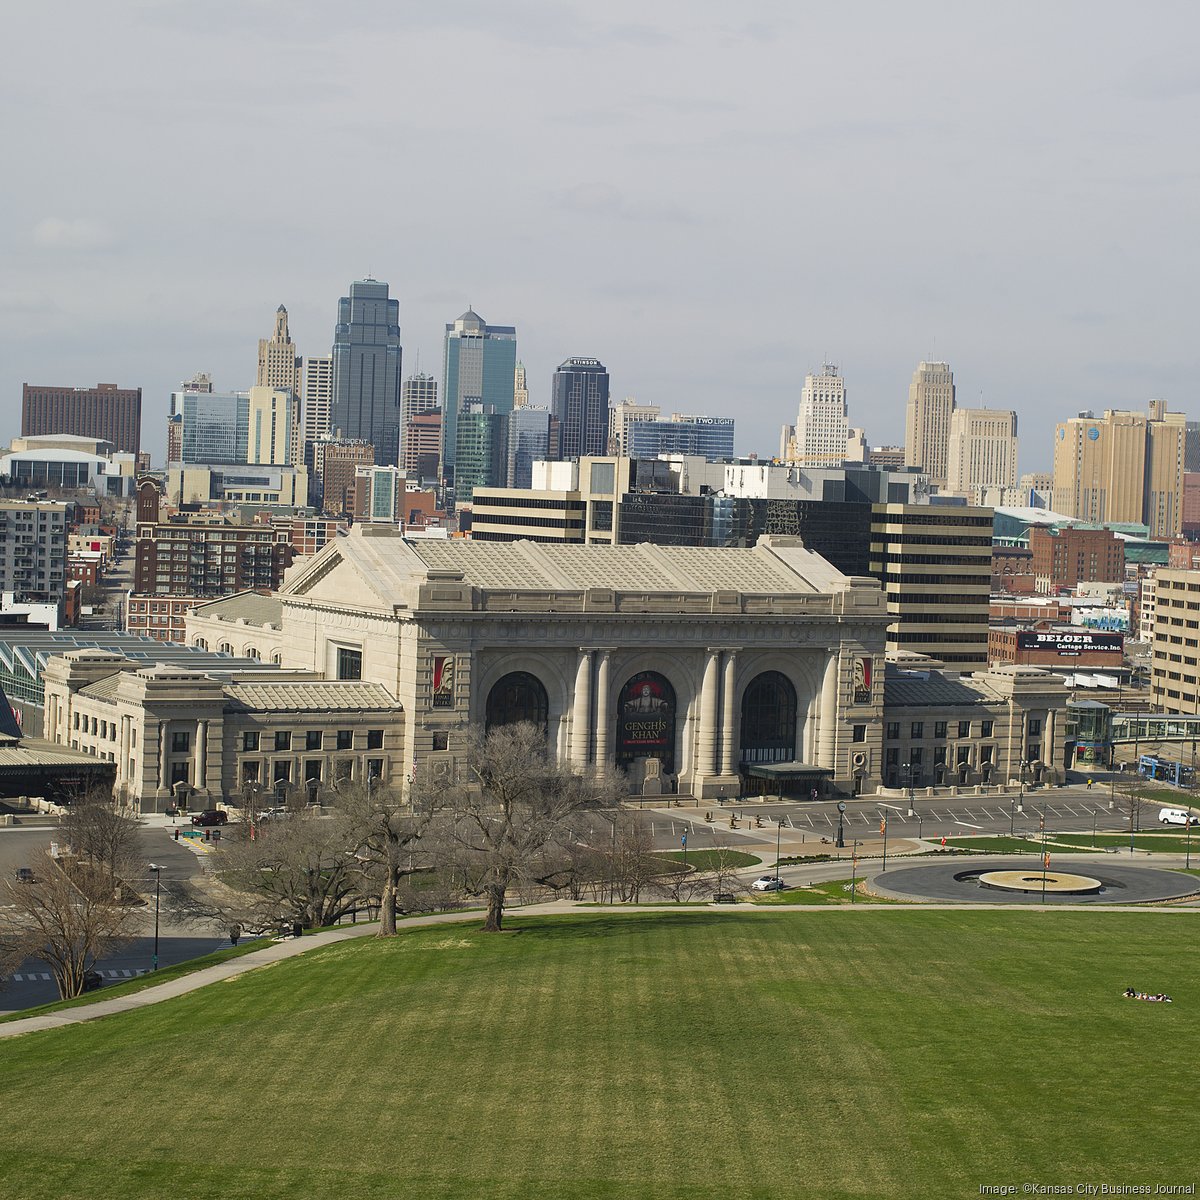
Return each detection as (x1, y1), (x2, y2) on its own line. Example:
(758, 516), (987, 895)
(1158, 808), (1200, 827)
(257, 807), (290, 823)
(191, 809), (228, 827)
(14, 866), (35, 884)
(81, 969), (104, 992)
(751, 875), (787, 892)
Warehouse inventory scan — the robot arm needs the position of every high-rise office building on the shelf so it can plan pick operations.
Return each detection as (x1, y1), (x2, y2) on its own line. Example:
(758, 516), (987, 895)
(505, 407), (551, 488)
(794, 364), (848, 467)
(610, 399), (662, 455)
(316, 438), (377, 516)
(441, 309), (517, 477)
(401, 373), (439, 463)
(22, 383), (142, 455)
(626, 415), (735, 461)
(945, 408), (1018, 503)
(454, 405), (506, 505)
(552, 358), (610, 460)
(1052, 401), (1186, 538)
(172, 388), (250, 465)
(302, 355), (334, 447)
(904, 361), (956, 487)
(257, 305), (303, 466)
(247, 386), (295, 466)
(404, 411), (442, 482)
(513, 362), (529, 409)
(331, 278), (403, 466)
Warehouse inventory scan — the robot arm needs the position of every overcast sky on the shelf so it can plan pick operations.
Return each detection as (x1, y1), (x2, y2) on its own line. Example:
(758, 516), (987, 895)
(3, 1), (1197, 471)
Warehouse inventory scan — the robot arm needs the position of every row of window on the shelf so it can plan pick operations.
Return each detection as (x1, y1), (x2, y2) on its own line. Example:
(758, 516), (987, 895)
(884, 743), (1042, 769)
(884, 717), (1042, 741)
(240, 728), (385, 752)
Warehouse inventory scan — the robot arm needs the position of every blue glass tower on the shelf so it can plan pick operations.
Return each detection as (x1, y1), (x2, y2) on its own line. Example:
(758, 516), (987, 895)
(551, 358), (610, 459)
(441, 309), (517, 478)
(331, 278), (403, 466)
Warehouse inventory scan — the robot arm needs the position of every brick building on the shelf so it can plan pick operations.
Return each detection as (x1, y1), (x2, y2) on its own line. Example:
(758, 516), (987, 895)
(1029, 525), (1124, 593)
(22, 383), (142, 455)
(989, 624), (1124, 669)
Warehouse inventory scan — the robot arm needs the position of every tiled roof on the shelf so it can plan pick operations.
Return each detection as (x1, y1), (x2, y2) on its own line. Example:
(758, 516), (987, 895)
(883, 672), (989, 708)
(190, 591), (284, 627)
(223, 681), (399, 712)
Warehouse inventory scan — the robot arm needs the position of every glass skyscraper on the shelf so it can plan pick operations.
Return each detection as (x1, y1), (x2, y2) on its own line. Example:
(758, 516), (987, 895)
(441, 309), (517, 478)
(175, 390), (250, 465)
(626, 415), (734, 461)
(331, 278), (403, 466)
(551, 358), (610, 459)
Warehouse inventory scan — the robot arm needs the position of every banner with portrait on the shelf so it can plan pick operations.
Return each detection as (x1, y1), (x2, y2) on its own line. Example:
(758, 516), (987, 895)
(852, 656), (873, 704)
(616, 671), (676, 773)
(432, 656), (455, 708)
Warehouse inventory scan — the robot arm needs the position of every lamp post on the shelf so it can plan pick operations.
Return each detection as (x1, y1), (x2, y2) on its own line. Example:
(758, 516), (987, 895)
(1039, 812), (1048, 905)
(835, 801), (846, 850)
(905, 762), (916, 818)
(850, 839), (859, 903)
(1017, 760), (1027, 814)
(149, 864), (162, 971)
(775, 815), (783, 884)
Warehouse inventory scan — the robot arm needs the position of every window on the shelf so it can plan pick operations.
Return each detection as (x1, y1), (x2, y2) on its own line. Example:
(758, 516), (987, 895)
(885, 723), (900, 741)
(243, 731), (259, 752)
(885, 748), (899, 766)
(241, 760), (260, 784)
(956, 746), (971, 765)
(273, 761), (291, 783)
(934, 721), (947, 738)
(170, 762), (190, 785)
(335, 760), (353, 782)
(336, 730), (353, 750)
(274, 731), (291, 751)
(958, 721), (970, 738)
(432, 731), (449, 751)
(366, 758), (384, 780)
(172, 731), (191, 753)
(981, 720), (994, 738)
(910, 748), (923, 765)
(305, 731), (322, 751)
(336, 647), (363, 680)
(1028, 743), (1041, 762)
(366, 729), (384, 750)
(1028, 718), (1042, 736)
(910, 722), (924, 740)
(981, 745), (994, 763)
(933, 746), (947, 766)
(851, 724), (866, 743)
(304, 760), (322, 782)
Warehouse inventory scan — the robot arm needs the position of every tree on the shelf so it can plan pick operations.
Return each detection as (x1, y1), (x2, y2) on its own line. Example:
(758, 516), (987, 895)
(0, 856), (138, 998)
(336, 774), (439, 936)
(213, 809), (361, 930)
(58, 786), (144, 891)
(442, 722), (623, 932)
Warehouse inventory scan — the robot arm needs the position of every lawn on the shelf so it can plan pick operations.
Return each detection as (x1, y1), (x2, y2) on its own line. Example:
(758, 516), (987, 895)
(1078, 832), (1200, 855)
(0, 911), (1197, 1200)
(939, 836), (1096, 854)
(751, 878), (893, 905)
(654, 848), (760, 869)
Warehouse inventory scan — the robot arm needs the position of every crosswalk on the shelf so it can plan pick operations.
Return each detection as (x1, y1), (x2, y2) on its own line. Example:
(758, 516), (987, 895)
(8, 968), (148, 983)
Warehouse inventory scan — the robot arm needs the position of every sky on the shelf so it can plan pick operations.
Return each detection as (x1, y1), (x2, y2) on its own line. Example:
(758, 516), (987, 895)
(3, 1), (1198, 472)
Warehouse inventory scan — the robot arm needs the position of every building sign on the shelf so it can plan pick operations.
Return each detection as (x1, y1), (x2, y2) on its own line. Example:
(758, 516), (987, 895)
(616, 671), (676, 773)
(1016, 630), (1123, 656)
(853, 656), (873, 704)
(432, 656), (455, 708)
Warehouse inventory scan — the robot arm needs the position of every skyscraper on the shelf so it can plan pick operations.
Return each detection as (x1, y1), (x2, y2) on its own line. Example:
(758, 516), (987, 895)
(441, 309), (517, 478)
(331, 278), (403, 466)
(454, 404), (506, 504)
(302, 356), (334, 447)
(247, 386), (296, 466)
(513, 361), (529, 409)
(552, 358), (610, 460)
(945, 408), (1018, 503)
(626, 415), (735, 461)
(401, 373), (439, 461)
(257, 305), (303, 465)
(1052, 401), (1186, 538)
(22, 383), (142, 455)
(610, 399), (661, 455)
(794, 364), (848, 467)
(505, 407), (552, 488)
(904, 361), (956, 487)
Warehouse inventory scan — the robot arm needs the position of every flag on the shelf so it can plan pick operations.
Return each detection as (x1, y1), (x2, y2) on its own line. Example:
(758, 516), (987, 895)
(879, 818), (887, 836)
(1044, 852), (1050, 868)
(940, 836), (946, 847)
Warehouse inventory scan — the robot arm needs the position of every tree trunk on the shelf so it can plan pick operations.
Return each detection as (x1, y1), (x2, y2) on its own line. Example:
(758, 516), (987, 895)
(483, 883), (506, 932)
(377, 867), (398, 936)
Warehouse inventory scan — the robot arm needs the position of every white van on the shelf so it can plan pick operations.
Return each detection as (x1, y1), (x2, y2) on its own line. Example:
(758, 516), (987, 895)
(1158, 808), (1200, 826)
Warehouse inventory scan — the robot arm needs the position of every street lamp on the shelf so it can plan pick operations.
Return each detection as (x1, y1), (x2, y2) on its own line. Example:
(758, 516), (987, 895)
(148, 864), (162, 971)
(1017, 760), (1028, 814)
(775, 815), (783, 884)
(835, 801), (846, 849)
(904, 762), (916, 818)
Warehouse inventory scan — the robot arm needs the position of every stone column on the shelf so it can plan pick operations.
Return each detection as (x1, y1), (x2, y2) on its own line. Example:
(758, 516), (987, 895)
(719, 651), (738, 775)
(158, 721), (170, 794)
(571, 650), (593, 769)
(195, 719), (208, 795)
(1045, 708), (1056, 777)
(803, 693), (819, 762)
(120, 717), (131, 788)
(818, 653), (840, 770)
(696, 650), (721, 780)
(1020, 711), (1029, 766)
(594, 650), (612, 771)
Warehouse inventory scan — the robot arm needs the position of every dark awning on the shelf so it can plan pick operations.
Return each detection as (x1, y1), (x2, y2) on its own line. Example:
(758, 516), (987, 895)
(745, 762), (834, 780)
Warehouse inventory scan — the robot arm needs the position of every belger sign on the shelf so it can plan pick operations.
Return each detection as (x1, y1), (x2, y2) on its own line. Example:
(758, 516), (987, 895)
(1015, 630), (1122, 656)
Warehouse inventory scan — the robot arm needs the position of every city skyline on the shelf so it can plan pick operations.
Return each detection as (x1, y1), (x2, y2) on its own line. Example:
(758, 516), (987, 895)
(3, 3), (1197, 471)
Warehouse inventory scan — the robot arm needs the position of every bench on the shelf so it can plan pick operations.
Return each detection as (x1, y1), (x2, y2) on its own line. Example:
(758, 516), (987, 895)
(713, 893), (737, 904)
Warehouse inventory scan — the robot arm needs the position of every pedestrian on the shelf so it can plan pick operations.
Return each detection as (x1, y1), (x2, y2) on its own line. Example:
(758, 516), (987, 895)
(229, 923), (242, 947)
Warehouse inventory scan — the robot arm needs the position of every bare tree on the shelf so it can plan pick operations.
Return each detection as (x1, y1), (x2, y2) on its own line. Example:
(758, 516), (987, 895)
(0, 856), (138, 998)
(213, 810), (361, 930)
(441, 722), (623, 932)
(58, 786), (144, 890)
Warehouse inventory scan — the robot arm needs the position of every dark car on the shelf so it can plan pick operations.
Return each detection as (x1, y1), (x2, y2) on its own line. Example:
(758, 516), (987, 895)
(14, 866), (35, 884)
(82, 969), (104, 992)
(191, 809), (228, 827)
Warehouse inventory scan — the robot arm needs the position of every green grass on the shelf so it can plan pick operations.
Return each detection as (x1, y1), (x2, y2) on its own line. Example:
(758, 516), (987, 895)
(2, 912), (1198, 1199)
(0, 938), (271, 1024)
(654, 848), (760, 869)
(751, 879), (893, 905)
(939, 836), (1095, 854)
(1078, 832), (1200, 854)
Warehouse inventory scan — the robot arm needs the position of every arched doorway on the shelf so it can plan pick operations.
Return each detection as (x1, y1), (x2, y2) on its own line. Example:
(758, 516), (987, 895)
(485, 672), (549, 733)
(739, 672), (797, 764)
(616, 671), (676, 775)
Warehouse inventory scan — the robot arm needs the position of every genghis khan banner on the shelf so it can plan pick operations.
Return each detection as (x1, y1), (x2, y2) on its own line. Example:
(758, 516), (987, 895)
(615, 671), (676, 774)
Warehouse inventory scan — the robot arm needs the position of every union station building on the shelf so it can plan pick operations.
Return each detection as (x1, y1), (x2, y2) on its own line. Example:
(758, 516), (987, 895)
(185, 528), (893, 801)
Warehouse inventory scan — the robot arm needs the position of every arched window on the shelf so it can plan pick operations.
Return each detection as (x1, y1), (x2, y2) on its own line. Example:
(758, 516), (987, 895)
(271, 651), (282, 665)
(485, 672), (549, 732)
(615, 671), (676, 774)
(218, 642), (233, 655)
(245, 647), (260, 661)
(193, 638), (208, 650)
(740, 671), (797, 764)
